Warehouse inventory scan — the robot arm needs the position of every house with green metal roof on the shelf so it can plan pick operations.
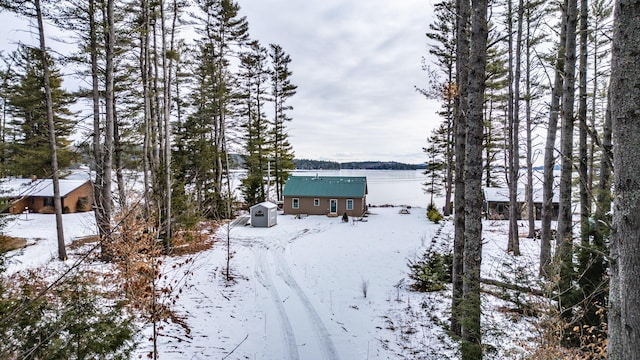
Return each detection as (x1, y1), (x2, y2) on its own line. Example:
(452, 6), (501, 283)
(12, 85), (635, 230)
(282, 175), (368, 217)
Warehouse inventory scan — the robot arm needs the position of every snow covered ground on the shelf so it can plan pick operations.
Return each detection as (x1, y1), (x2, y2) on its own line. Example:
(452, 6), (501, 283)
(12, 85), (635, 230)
(2, 207), (541, 359)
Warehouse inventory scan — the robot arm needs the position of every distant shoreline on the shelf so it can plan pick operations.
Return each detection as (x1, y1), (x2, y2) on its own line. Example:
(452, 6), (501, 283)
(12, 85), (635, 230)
(294, 159), (426, 171)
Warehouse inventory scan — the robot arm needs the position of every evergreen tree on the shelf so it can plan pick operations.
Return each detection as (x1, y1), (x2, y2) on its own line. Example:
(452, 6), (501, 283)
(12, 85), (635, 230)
(239, 40), (270, 205)
(483, 36), (508, 188)
(461, 0), (488, 357)
(421, 0), (456, 216)
(4, 45), (75, 178)
(269, 43), (296, 202)
(191, 0), (249, 219)
(423, 124), (447, 206)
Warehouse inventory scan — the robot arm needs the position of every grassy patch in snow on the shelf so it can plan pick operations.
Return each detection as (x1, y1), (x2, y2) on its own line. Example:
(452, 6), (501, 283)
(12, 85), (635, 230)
(0, 234), (27, 253)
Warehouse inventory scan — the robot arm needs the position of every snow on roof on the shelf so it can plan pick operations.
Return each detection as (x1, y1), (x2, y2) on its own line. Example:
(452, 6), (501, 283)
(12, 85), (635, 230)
(0, 178), (91, 198)
(483, 187), (559, 204)
(250, 201), (278, 209)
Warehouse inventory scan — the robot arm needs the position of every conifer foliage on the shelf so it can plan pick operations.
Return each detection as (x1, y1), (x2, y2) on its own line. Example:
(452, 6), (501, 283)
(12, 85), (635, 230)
(2, 45), (75, 178)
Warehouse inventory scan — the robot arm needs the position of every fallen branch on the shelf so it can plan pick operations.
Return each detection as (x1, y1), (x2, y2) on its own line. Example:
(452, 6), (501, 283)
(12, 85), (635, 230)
(222, 334), (248, 360)
(480, 277), (546, 297)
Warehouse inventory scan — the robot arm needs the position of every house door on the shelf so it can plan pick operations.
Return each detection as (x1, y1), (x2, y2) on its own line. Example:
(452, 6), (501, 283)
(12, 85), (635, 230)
(330, 199), (338, 214)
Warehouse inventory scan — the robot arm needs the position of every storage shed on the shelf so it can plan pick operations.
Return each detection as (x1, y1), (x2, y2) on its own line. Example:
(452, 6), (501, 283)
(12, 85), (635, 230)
(250, 201), (278, 227)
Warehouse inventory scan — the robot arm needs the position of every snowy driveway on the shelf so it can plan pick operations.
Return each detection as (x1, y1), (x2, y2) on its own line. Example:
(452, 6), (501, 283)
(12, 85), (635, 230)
(138, 207), (438, 359)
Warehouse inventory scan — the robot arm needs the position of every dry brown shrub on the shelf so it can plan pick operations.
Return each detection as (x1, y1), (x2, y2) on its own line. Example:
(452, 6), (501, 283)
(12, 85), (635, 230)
(167, 220), (221, 256)
(0, 235), (27, 252)
(525, 281), (608, 359)
(68, 235), (99, 250)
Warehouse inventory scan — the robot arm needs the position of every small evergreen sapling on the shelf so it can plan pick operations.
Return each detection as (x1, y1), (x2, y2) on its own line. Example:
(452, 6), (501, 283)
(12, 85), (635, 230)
(427, 203), (444, 223)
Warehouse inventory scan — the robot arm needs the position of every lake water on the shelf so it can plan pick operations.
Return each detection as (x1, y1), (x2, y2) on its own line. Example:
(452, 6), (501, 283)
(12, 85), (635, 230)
(292, 169), (430, 208)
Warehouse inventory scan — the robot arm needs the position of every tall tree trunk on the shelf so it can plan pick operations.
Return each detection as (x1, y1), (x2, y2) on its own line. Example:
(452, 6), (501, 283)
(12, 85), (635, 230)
(444, 74), (454, 216)
(609, 0), (640, 357)
(35, 0), (66, 261)
(577, 0), (599, 326)
(556, 0), (578, 321)
(578, 0), (590, 259)
(141, 0), (152, 219)
(507, 0), (517, 253)
(89, 0), (108, 243)
(114, 98), (126, 209)
(525, 2), (535, 238)
(462, 0), (488, 358)
(451, 0), (470, 337)
(102, 0), (115, 252)
(509, 0), (524, 256)
(540, 4), (567, 277)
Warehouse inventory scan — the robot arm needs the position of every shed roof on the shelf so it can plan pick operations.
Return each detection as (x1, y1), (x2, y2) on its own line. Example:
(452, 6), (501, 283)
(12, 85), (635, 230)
(283, 176), (367, 198)
(0, 179), (91, 198)
(250, 201), (278, 210)
(483, 187), (559, 204)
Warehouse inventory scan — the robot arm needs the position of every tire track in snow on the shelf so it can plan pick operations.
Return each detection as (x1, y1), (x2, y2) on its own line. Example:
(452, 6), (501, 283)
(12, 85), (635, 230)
(274, 251), (341, 360)
(253, 246), (300, 360)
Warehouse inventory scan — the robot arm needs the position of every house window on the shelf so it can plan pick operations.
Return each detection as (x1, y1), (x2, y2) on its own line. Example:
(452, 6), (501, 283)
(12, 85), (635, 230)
(44, 197), (54, 207)
(496, 203), (504, 214)
(346, 199), (354, 210)
(292, 198), (299, 209)
(314, 198), (320, 207)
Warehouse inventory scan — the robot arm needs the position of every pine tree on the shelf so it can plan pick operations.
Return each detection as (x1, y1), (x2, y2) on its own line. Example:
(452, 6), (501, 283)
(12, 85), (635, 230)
(4, 45), (75, 179)
(608, 0), (640, 356)
(421, 0), (456, 216)
(239, 40), (270, 205)
(192, 0), (249, 219)
(269, 43), (296, 202)
(423, 124), (447, 206)
(461, 0), (488, 357)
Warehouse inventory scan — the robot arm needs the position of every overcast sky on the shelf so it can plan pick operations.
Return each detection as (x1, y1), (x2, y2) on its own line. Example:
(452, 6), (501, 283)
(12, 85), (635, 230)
(237, 0), (440, 164)
(0, 1), (441, 164)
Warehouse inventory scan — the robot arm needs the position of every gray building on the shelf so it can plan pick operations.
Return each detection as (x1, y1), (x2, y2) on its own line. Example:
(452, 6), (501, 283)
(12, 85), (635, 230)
(250, 201), (278, 227)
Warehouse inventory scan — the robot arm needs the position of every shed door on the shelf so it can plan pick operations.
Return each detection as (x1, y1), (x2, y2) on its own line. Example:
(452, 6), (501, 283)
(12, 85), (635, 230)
(330, 199), (338, 214)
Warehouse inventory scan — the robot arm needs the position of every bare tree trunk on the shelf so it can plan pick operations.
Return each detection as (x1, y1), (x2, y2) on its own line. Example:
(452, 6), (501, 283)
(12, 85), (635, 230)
(508, 0), (524, 256)
(556, 0), (578, 321)
(35, 0), (66, 261)
(462, 0), (488, 357)
(609, 0), (640, 357)
(540, 4), (567, 277)
(102, 0), (115, 250)
(89, 0), (107, 243)
(525, 2), (535, 238)
(114, 99), (126, 209)
(451, 0), (470, 337)
(578, 0), (590, 260)
(507, 0), (517, 253)
(141, 0), (152, 219)
(444, 84), (454, 216)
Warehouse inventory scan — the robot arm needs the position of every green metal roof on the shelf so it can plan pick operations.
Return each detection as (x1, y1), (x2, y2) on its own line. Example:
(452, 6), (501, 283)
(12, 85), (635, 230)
(283, 176), (368, 198)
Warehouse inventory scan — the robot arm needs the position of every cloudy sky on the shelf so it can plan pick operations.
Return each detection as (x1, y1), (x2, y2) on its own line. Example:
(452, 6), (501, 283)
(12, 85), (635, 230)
(0, 1), (442, 164)
(237, 0), (441, 164)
